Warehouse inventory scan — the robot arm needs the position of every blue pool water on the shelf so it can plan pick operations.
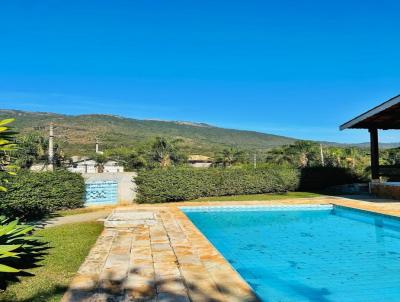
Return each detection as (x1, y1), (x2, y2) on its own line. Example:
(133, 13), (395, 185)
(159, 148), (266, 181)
(183, 205), (400, 302)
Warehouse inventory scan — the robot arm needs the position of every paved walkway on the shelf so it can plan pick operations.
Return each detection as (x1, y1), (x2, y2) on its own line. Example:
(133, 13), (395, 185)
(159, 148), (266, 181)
(62, 197), (400, 302)
(39, 210), (112, 228)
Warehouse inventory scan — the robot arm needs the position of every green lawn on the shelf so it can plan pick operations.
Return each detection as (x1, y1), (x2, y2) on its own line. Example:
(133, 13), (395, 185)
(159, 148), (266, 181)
(0, 222), (103, 302)
(189, 191), (322, 202)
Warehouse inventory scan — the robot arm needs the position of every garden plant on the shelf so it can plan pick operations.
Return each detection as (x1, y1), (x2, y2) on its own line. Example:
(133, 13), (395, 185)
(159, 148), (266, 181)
(0, 118), (47, 290)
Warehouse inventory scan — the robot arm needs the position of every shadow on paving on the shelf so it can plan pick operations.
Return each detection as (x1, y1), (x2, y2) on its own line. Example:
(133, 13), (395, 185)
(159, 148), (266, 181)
(65, 266), (260, 302)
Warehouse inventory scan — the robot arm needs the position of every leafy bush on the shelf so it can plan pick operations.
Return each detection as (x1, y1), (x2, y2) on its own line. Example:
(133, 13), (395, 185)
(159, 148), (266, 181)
(0, 216), (47, 290)
(0, 118), (48, 290)
(0, 118), (17, 192)
(136, 167), (299, 203)
(0, 170), (85, 220)
(299, 167), (365, 191)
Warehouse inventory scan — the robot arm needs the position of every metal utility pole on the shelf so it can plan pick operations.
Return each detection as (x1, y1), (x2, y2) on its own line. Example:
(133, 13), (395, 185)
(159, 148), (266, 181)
(48, 123), (54, 171)
(320, 144), (325, 167)
(254, 153), (257, 169)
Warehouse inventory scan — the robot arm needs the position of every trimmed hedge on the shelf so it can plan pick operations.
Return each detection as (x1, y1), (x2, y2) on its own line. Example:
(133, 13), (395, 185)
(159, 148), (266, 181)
(0, 170), (85, 220)
(299, 167), (364, 191)
(135, 167), (300, 203)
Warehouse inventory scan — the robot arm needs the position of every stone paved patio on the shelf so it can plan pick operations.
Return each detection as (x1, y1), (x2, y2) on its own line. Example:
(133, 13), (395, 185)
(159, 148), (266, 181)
(62, 196), (400, 302)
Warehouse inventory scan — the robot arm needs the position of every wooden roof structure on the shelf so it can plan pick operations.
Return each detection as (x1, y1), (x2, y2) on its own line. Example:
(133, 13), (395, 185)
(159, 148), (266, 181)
(340, 94), (400, 180)
(340, 95), (400, 130)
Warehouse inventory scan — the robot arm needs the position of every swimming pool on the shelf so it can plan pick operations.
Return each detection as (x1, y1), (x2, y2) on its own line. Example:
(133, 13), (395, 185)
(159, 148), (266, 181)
(183, 205), (400, 302)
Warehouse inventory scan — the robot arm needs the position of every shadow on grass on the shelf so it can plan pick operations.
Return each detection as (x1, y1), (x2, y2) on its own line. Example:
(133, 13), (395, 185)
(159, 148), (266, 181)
(0, 236), (50, 292)
(0, 285), (67, 302)
(28, 212), (63, 229)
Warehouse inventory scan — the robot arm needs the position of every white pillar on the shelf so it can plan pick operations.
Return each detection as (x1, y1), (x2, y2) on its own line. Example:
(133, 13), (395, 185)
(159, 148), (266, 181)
(96, 138), (100, 153)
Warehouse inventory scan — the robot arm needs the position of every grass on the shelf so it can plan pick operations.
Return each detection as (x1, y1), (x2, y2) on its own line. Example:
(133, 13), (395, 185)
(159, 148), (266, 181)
(0, 222), (103, 302)
(189, 191), (322, 202)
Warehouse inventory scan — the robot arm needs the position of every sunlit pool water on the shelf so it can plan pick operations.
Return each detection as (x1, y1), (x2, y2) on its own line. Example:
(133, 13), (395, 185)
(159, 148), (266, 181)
(182, 205), (400, 302)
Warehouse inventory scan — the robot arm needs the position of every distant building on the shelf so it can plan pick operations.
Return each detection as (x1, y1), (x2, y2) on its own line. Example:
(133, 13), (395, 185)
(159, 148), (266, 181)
(30, 163), (54, 172)
(67, 157), (97, 173)
(188, 155), (213, 168)
(103, 160), (124, 173)
(67, 156), (124, 174)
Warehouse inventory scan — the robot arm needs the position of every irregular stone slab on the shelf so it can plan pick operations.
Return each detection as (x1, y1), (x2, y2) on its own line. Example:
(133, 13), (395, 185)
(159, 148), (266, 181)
(64, 202), (308, 302)
(104, 210), (157, 228)
(108, 211), (155, 221)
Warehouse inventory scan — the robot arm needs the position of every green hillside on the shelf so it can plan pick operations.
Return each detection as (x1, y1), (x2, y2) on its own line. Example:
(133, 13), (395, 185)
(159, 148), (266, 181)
(0, 109), (296, 155)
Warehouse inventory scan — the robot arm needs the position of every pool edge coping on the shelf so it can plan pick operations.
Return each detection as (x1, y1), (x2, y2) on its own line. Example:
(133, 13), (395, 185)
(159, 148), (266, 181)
(172, 197), (400, 301)
(174, 198), (400, 301)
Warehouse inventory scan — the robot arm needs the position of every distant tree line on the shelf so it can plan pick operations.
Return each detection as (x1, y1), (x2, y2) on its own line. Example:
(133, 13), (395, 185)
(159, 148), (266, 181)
(8, 131), (400, 177)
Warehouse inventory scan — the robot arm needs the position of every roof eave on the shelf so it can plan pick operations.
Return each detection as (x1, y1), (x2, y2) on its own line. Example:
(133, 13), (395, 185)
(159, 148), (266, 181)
(340, 94), (400, 131)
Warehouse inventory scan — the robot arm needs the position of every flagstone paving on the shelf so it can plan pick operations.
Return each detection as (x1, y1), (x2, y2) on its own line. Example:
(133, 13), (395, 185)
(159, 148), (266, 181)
(62, 196), (400, 302)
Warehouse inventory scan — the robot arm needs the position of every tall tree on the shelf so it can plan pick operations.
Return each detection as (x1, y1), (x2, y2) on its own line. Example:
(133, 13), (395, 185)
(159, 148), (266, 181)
(266, 141), (319, 168)
(12, 134), (47, 169)
(150, 137), (187, 168)
(214, 148), (246, 167)
(105, 147), (148, 171)
(383, 148), (400, 166)
(92, 153), (108, 173)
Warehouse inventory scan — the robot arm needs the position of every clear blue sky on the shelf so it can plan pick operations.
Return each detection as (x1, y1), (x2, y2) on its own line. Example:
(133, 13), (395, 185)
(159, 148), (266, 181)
(0, 0), (399, 143)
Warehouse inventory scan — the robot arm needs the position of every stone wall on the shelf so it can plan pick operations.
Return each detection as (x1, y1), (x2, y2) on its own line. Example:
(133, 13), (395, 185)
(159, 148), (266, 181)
(371, 182), (400, 200)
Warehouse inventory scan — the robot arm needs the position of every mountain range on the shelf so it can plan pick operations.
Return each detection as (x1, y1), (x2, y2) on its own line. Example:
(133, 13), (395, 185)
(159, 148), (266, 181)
(0, 109), (398, 155)
(0, 109), (297, 155)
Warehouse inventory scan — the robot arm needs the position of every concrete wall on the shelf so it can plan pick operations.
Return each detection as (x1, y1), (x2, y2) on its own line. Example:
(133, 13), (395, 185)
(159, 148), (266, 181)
(82, 172), (137, 204)
(30, 164), (53, 172)
(68, 164), (124, 174)
(103, 165), (124, 173)
(68, 164), (97, 174)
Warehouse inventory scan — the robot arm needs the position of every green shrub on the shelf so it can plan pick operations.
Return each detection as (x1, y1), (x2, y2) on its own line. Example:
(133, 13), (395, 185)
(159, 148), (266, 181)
(299, 167), (364, 191)
(0, 170), (85, 220)
(135, 167), (300, 203)
(0, 216), (47, 290)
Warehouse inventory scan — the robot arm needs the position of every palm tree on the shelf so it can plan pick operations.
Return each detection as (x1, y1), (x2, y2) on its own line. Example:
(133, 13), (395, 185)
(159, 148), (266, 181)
(287, 141), (319, 168)
(106, 147), (148, 171)
(265, 147), (296, 166)
(13, 134), (47, 169)
(343, 147), (359, 169)
(214, 148), (246, 167)
(267, 141), (318, 168)
(150, 137), (186, 168)
(92, 153), (108, 173)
